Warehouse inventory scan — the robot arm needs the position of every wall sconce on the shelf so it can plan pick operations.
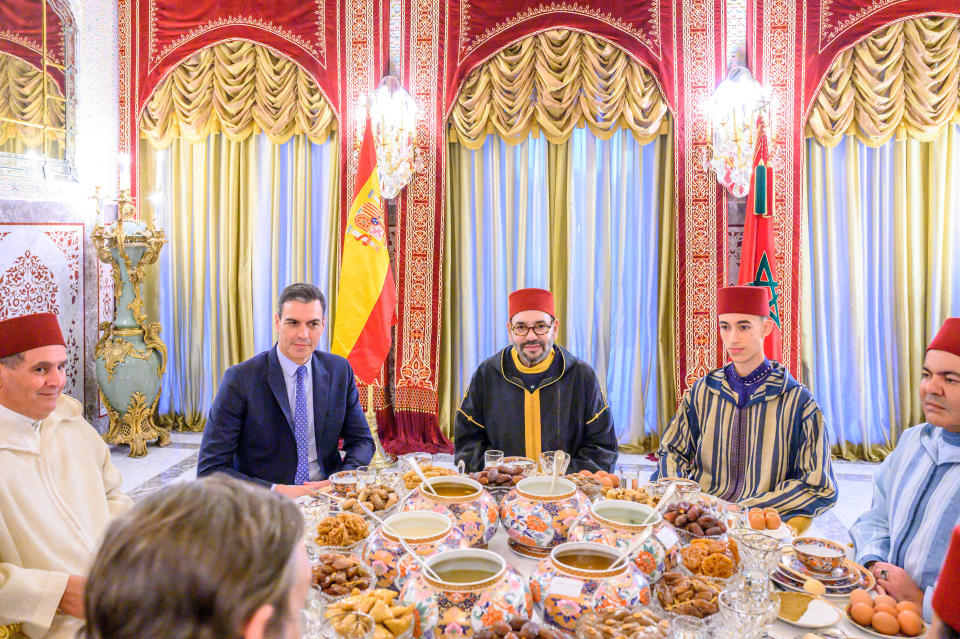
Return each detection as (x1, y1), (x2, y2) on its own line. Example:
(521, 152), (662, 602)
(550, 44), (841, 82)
(705, 66), (772, 198)
(364, 75), (419, 200)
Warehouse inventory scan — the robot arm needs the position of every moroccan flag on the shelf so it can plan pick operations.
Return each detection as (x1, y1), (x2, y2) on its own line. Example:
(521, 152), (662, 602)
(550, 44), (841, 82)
(737, 114), (782, 361)
(331, 116), (397, 384)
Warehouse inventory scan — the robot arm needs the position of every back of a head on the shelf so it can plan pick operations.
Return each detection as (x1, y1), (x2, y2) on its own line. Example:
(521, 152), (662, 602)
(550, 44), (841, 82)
(85, 475), (304, 639)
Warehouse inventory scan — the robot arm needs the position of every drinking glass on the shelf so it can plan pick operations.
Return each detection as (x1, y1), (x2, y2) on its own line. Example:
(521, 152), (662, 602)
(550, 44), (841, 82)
(717, 589), (778, 639)
(729, 529), (782, 578)
(484, 449), (504, 468)
(669, 615), (708, 639)
(617, 463), (641, 490)
(357, 465), (377, 488)
(539, 450), (570, 476)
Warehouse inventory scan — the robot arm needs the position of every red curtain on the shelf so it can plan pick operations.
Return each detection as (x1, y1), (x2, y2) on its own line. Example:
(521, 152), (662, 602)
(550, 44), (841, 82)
(118, 0), (388, 206)
(0, 0), (66, 92)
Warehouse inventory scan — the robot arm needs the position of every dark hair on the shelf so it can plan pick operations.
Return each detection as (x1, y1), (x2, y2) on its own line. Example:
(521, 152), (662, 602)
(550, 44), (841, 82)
(277, 282), (326, 316)
(84, 475), (304, 639)
(0, 353), (23, 368)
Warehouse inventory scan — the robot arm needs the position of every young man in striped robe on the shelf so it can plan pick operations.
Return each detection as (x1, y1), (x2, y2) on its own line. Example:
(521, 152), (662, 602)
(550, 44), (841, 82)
(653, 285), (837, 534)
(851, 317), (960, 623)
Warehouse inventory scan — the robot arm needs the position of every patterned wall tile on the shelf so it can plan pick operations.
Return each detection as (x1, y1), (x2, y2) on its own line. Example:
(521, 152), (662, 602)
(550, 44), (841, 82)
(0, 223), (85, 400)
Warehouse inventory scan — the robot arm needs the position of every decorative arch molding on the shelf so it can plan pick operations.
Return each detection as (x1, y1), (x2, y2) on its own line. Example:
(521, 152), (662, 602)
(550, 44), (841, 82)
(446, 28), (672, 149)
(119, 0), (388, 223)
(444, 6), (673, 113)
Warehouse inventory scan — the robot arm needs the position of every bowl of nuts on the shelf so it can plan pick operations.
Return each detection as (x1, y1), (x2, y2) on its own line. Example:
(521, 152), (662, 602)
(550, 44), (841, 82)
(469, 458), (536, 502)
(662, 500), (727, 542)
(653, 571), (725, 619)
(475, 615), (569, 639)
(575, 606), (670, 639)
(341, 483), (401, 518)
(311, 551), (375, 602)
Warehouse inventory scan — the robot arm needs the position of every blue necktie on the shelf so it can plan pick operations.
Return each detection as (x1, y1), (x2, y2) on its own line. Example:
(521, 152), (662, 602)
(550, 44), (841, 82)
(293, 365), (310, 484)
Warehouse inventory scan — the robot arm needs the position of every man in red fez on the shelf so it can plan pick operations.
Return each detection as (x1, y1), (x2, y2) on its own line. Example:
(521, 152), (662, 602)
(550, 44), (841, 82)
(0, 312), (131, 638)
(851, 317), (960, 622)
(454, 287), (618, 473)
(654, 285), (837, 533)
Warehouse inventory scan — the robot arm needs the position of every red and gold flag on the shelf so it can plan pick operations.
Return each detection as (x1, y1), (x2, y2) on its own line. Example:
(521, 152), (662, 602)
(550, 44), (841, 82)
(737, 114), (782, 361)
(332, 117), (397, 383)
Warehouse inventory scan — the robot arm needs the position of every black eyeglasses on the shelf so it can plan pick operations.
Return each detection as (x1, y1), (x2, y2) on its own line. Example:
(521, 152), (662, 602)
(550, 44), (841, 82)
(511, 321), (554, 336)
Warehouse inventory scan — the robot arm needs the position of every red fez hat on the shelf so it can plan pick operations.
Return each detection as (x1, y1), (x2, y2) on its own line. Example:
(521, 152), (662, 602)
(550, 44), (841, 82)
(933, 526), (960, 631)
(717, 286), (770, 317)
(0, 312), (65, 359)
(509, 288), (555, 319)
(928, 317), (960, 359)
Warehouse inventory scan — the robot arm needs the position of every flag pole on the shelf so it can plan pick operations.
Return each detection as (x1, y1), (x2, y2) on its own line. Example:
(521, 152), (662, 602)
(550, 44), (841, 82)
(365, 383), (397, 469)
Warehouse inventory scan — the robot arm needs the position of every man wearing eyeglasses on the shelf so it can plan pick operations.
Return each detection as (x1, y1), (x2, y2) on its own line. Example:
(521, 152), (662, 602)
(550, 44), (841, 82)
(454, 288), (618, 473)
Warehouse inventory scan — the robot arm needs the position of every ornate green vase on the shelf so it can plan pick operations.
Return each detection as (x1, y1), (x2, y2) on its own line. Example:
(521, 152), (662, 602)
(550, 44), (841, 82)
(92, 191), (169, 457)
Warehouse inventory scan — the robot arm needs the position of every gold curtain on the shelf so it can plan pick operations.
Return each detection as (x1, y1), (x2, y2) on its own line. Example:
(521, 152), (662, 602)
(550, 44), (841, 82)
(807, 16), (960, 147)
(0, 52), (65, 154)
(140, 133), (340, 430)
(140, 39), (336, 149)
(803, 126), (960, 460)
(138, 40), (340, 430)
(449, 30), (670, 149)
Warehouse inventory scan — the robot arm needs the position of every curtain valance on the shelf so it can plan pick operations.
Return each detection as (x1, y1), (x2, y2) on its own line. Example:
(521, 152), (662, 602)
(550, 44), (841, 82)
(140, 40), (336, 149)
(448, 30), (669, 149)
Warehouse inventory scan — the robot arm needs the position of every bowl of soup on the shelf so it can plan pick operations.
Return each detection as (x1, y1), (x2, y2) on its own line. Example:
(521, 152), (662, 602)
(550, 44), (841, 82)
(399, 548), (532, 638)
(500, 476), (590, 558)
(568, 499), (675, 583)
(791, 537), (846, 574)
(529, 541), (650, 630)
(362, 510), (468, 591)
(401, 476), (499, 547)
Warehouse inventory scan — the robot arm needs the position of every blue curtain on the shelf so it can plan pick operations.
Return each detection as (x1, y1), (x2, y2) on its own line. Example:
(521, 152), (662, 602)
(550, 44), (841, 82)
(150, 133), (339, 425)
(566, 129), (665, 444)
(443, 127), (671, 446)
(804, 126), (960, 459)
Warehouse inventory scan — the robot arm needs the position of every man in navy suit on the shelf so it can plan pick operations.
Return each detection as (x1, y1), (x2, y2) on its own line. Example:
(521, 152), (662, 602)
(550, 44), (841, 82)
(198, 283), (374, 498)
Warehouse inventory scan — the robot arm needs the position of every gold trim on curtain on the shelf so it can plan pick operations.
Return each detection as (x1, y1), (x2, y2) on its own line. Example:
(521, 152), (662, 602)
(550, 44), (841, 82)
(0, 52), (65, 153)
(140, 39), (336, 149)
(807, 16), (960, 147)
(448, 30), (670, 149)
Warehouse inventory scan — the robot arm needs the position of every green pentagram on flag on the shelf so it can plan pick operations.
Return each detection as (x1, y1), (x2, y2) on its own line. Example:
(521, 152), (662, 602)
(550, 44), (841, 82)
(751, 253), (781, 328)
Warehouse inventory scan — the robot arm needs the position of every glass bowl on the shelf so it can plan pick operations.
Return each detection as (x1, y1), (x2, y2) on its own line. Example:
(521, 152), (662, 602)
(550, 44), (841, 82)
(310, 549), (375, 603)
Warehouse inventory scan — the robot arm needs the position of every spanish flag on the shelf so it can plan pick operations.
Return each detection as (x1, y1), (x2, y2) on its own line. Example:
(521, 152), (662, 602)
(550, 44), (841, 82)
(737, 114), (782, 361)
(332, 116), (397, 384)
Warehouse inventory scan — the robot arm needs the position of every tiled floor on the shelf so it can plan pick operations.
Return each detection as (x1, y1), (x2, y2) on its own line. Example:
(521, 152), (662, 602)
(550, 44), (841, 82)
(110, 436), (879, 546)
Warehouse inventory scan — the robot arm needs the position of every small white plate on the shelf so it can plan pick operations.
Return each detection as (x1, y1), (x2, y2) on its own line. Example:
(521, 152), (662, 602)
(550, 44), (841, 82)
(777, 595), (843, 629)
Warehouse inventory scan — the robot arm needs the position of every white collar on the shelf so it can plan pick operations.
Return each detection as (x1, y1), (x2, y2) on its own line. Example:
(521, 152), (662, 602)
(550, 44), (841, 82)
(0, 401), (40, 430)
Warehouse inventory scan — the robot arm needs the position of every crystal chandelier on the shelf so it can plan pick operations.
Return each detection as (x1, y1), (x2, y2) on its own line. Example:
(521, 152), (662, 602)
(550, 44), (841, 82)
(705, 66), (772, 198)
(365, 76), (419, 199)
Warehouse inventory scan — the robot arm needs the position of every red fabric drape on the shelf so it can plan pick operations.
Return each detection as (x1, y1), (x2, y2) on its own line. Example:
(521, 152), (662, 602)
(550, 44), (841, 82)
(0, 0), (66, 92)
(746, 0), (960, 382)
